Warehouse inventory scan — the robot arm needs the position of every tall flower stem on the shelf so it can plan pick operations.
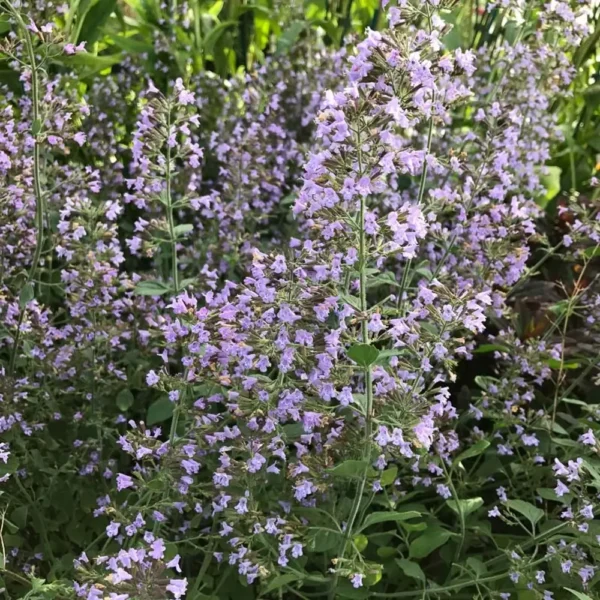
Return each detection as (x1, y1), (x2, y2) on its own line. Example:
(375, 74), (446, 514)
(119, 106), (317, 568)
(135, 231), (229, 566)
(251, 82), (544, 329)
(330, 137), (373, 598)
(4, 2), (45, 378)
(165, 107), (179, 293)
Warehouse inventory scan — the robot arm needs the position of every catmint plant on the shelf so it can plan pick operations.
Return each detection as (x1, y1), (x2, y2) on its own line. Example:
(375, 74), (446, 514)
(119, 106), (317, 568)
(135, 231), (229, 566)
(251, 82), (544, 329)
(0, 0), (599, 599)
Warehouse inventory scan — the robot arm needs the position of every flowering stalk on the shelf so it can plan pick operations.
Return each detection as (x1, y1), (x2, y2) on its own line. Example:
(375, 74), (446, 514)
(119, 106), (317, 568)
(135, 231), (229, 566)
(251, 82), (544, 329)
(164, 108), (179, 293)
(3, 1), (45, 378)
(331, 131), (374, 597)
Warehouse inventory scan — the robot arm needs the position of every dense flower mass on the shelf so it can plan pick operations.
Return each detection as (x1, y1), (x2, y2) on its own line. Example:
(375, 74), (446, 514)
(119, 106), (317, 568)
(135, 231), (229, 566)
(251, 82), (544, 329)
(0, 0), (599, 599)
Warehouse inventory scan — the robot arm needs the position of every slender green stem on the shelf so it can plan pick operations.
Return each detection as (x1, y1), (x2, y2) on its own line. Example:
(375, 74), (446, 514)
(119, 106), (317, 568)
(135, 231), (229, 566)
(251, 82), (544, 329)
(550, 247), (597, 427)
(440, 458), (465, 582)
(330, 132), (374, 599)
(397, 7), (435, 313)
(189, 520), (217, 596)
(372, 556), (549, 598)
(165, 106), (179, 293)
(5, 3), (45, 380)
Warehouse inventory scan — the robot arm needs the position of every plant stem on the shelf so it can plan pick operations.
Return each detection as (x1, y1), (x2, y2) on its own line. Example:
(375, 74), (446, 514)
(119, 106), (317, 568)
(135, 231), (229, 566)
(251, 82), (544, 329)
(372, 556), (549, 598)
(441, 457), (465, 582)
(330, 137), (373, 599)
(5, 3), (45, 379)
(165, 106), (179, 293)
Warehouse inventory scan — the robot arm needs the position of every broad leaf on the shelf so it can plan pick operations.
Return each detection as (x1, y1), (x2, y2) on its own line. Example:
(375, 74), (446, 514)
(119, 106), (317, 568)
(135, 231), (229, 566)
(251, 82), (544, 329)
(307, 529), (342, 553)
(264, 573), (303, 593)
(504, 499), (543, 528)
(537, 165), (562, 207)
(19, 282), (34, 308)
(446, 497), (484, 517)
(146, 397), (174, 426)
(409, 528), (451, 559)
(172, 223), (194, 237)
(454, 440), (490, 464)
(347, 344), (380, 367)
(360, 511), (421, 531)
(116, 389), (134, 411)
(135, 280), (171, 296)
(353, 534), (368, 552)
(329, 460), (373, 478)
(380, 465), (398, 486)
(397, 558), (425, 582)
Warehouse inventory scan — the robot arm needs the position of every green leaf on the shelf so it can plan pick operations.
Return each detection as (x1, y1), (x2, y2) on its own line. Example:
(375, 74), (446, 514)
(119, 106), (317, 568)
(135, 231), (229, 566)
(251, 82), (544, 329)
(374, 349), (404, 366)
(146, 397), (174, 426)
(0, 15), (11, 34)
(546, 358), (581, 370)
(536, 487), (573, 504)
(336, 579), (370, 599)
(172, 224), (194, 237)
(329, 460), (373, 478)
(446, 497), (484, 517)
(10, 506), (28, 530)
(109, 34), (154, 54)
(473, 343), (509, 354)
(409, 528), (451, 559)
(56, 52), (123, 73)
(340, 293), (362, 311)
(353, 533), (368, 552)
(347, 344), (380, 367)
(454, 440), (490, 464)
(364, 565), (383, 587)
(380, 465), (398, 487)
(566, 589), (594, 600)
(474, 376), (499, 391)
(504, 499), (543, 528)
(31, 119), (42, 136)
(367, 271), (402, 289)
(307, 529), (342, 553)
(377, 546), (397, 559)
(134, 280), (171, 296)
(78, 0), (118, 44)
(466, 556), (487, 577)
(276, 20), (307, 54)
(581, 459), (600, 486)
(397, 558), (425, 582)
(263, 573), (303, 593)
(360, 511), (421, 531)
(537, 166), (562, 207)
(583, 246), (600, 259)
(204, 20), (237, 54)
(19, 282), (34, 308)
(116, 389), (134, 411)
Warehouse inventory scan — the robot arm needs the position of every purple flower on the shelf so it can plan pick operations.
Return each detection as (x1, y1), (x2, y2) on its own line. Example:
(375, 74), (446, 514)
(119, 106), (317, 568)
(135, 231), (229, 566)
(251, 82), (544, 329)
(166, 555), (182, 573)
(166, 579), (188, 599)
(116, 474), (134, 491)
(146, 370), (160, 386)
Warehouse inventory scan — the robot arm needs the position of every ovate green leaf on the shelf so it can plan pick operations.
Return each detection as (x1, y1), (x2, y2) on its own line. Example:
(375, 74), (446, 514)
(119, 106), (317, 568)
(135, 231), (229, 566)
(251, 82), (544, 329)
(454, 440), (490, 464)
(347, 344), (380, 367)
(504, 499), (543, 528)
(134, 280), (171, 296)
(360, 511), (421, 531)
(446, 497), (484, 517)
(116, 389), (134, 411)
(397, 558), (425, 582)
(409, 528), (451, 559)
(146, 397), (174, 426)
